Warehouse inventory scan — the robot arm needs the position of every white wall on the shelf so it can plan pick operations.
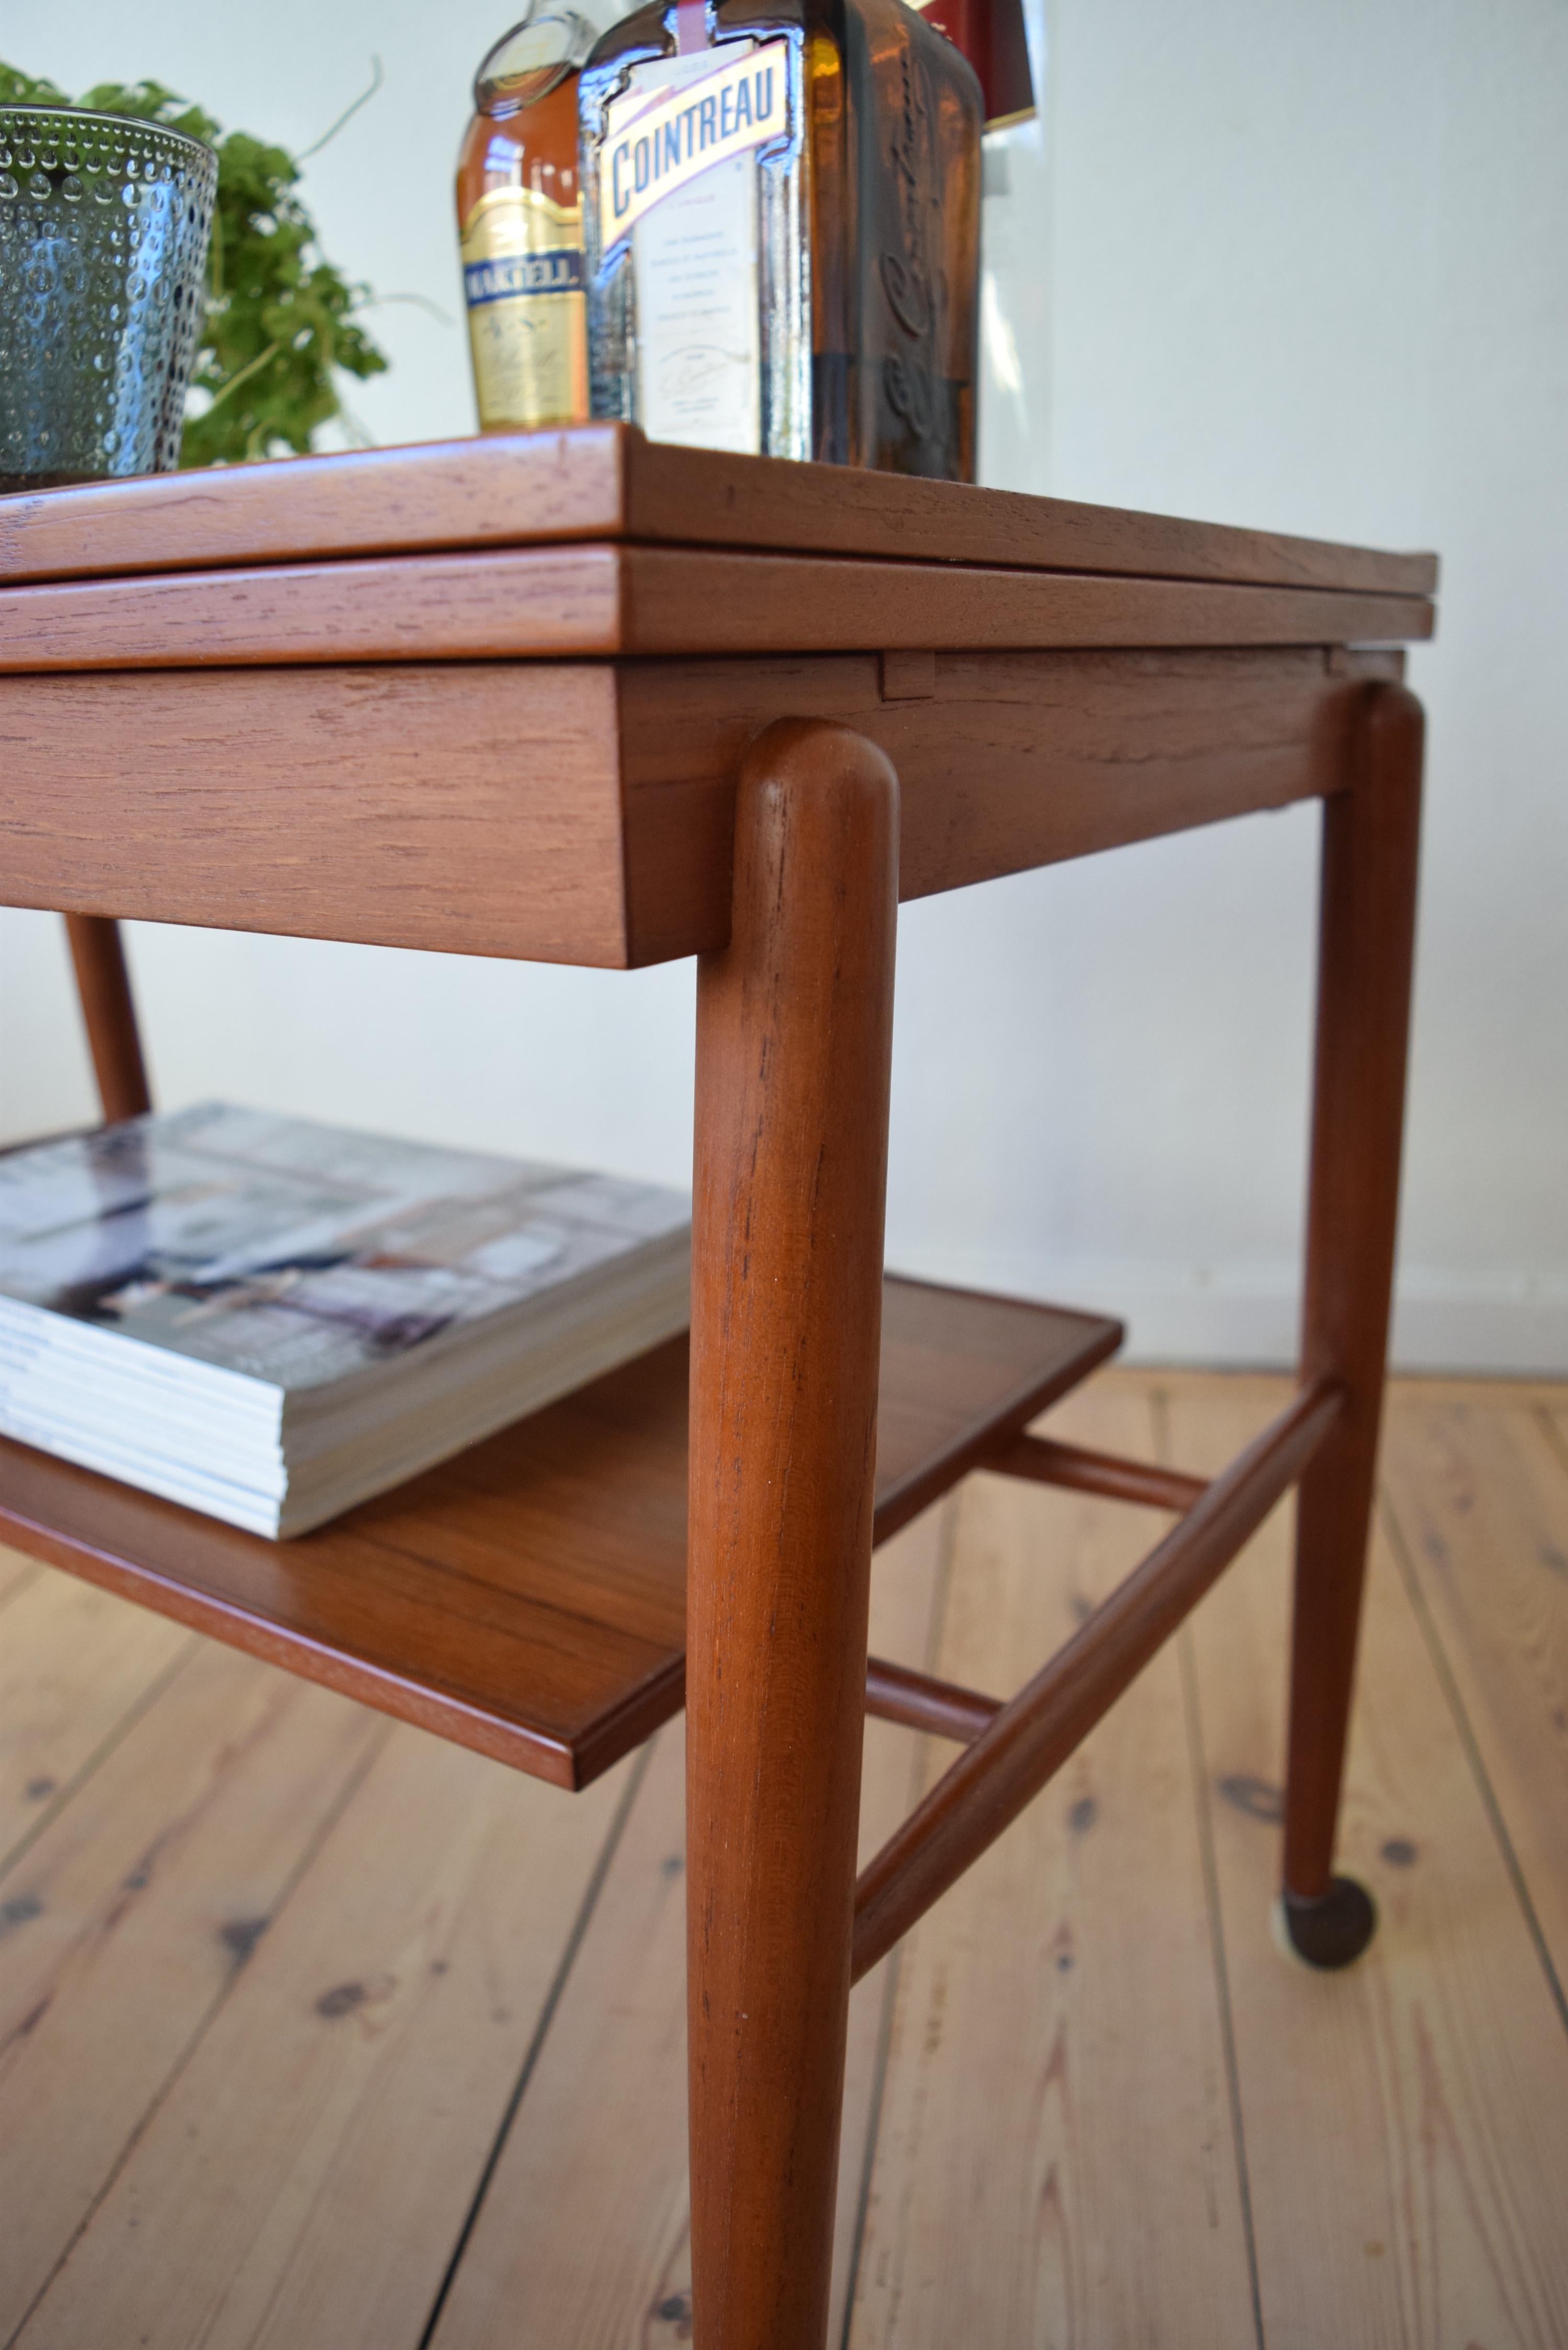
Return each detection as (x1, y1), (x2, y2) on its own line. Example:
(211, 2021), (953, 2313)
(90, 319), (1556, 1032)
(2, 0), (1564, 1368)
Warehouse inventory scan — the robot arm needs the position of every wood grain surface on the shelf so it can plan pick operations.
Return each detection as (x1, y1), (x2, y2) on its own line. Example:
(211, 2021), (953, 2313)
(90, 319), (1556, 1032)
(852, 1380), (1341, 1979)
(0, 1547), (41, 1609)
(0, 429), (627, 585)
(0, 1570), (189, 1871)
(684, 719), (900, 2350)
(0, 1281), (1117, 1790)
(1, 650), (1398, 969)
(11, 1712), (632, 2350)
(423, 1504), (948, 2350)
(0, 543), (1433, 672)
(0, 1638), (384, 2343)
(863, 1653), (1002, 1742)
(1285, 687), (1423, 1899)
(621, 647), (1404, 961)
(0, 425), (1437, 595)
(0, 662), (635, 965)
(850, 1384), (1259, 2349)
(2, 1372), (1564, 2347)
(1177, 1375), (1568, 2350)
(60, 915), (152, 1122)
(1379, 1390), (1568, 1978)
(983, 1426), (1208, 1511)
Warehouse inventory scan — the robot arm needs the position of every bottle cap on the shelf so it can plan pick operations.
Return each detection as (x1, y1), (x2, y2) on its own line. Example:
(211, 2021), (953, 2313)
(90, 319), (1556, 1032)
(476, 8), (595, 112)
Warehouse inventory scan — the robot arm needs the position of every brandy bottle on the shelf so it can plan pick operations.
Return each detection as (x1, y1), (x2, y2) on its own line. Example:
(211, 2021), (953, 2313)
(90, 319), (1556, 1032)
(457, 8), (596, 432)
(578, 0), (984, 478)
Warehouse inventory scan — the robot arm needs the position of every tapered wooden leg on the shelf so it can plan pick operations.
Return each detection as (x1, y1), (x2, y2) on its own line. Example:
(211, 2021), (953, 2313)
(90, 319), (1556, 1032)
(63, 914), (152, 1123)
(687, 719), (898, 2349)
(1281, 683), (1423, 1967)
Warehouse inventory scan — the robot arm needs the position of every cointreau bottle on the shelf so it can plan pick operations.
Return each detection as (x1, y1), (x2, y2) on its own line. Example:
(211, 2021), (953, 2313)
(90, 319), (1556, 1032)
(578, 0), (984, 478)
(457, 8), (596, 431)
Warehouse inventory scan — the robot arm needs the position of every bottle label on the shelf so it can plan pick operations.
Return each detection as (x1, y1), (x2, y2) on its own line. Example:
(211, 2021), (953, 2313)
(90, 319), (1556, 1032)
(461, 186), (587, 430)
(601, 43), (790, 456)
(599, 40), (788, 248)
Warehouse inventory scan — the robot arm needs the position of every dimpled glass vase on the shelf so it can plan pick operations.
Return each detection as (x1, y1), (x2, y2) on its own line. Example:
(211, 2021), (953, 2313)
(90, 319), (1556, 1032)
(0, 106), (216, 492)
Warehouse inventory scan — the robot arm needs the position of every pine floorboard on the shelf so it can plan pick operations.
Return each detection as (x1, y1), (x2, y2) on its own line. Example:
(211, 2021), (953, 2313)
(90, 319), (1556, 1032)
(0, 1640), (385, 2343)
(848, 1384), (1259, 2349)
(1172, 1375), (1568, 2350)
(0, 1550), (40, 1611)
(423, 1501), (948, 2350)
(1377, 1386), (1568, 1981)
(0, 1571), (193, 1874)
(0, 1368), (1565, 2347)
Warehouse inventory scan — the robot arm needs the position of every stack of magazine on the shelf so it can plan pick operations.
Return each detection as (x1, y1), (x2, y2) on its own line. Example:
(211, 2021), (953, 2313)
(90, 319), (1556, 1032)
(0, 1103), (691, 1538)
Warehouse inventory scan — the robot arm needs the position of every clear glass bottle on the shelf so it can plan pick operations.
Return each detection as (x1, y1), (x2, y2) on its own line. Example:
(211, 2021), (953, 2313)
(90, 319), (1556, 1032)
(578, 0), (983, 478)
(457, 8), (597, 432)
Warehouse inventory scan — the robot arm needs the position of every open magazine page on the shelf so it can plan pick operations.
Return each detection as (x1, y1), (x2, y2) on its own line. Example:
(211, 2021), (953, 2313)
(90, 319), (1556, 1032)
(0, 1104), (690, 1399)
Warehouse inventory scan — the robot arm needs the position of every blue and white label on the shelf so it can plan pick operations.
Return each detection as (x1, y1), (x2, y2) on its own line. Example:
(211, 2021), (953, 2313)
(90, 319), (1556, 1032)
(599, 39), (789, 248)
(464, 247), (583, 305)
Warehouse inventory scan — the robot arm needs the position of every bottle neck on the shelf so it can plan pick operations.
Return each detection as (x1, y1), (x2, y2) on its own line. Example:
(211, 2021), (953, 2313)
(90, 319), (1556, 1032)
(673, 0), (709, 53)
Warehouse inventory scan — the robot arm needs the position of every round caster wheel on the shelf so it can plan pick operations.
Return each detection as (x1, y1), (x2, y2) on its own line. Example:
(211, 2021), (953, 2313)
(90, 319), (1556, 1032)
(1276, 1876), (1378, 1971)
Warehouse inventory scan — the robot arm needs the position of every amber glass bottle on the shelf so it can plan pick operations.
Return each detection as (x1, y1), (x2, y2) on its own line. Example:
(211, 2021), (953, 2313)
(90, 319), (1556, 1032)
(457, 9), (596, 431)
(578, 0), (982, 478)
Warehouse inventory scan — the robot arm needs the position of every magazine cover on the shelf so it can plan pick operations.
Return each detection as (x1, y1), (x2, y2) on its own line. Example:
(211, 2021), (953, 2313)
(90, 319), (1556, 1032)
(0, 1103), (691, 1400)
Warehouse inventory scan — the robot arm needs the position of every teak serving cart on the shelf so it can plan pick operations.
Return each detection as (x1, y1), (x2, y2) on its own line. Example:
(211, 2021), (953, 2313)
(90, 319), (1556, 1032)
(0, 429), (1434, 2348)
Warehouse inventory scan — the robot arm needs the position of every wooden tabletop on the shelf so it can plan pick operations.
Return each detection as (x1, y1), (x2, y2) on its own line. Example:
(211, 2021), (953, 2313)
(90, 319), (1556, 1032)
(0, 424), (1437, 595)
(0, 429), (1435, 673)
(0, 429), (1436, 970)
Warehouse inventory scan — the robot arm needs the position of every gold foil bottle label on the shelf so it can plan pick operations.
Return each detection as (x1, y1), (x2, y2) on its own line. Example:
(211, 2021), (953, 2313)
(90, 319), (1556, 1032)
(461, 185), (587, 430)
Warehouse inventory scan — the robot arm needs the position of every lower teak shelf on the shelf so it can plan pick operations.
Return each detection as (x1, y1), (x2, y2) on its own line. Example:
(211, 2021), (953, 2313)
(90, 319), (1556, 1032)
(0, 1276), (1120, 1787)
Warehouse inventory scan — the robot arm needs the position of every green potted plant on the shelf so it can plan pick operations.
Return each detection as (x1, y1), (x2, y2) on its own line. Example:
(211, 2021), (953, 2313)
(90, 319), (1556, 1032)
(0, 62), (388, 487)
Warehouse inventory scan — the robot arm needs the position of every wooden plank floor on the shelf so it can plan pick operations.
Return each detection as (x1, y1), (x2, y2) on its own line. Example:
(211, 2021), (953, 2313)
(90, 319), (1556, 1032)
(2, 1370), (1565, 2348)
